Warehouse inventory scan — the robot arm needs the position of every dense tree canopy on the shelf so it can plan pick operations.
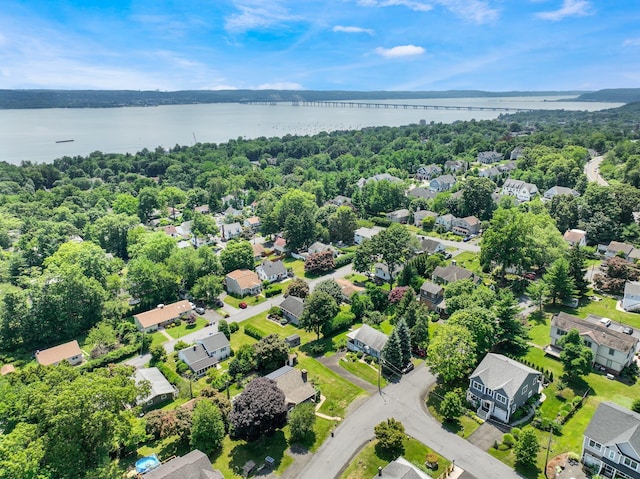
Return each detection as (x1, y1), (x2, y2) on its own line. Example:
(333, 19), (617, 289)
(229, 377), (287, 441)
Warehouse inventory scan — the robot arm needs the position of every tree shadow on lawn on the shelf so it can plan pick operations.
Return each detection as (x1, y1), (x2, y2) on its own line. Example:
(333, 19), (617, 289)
(227, 430), (289, 474)
(299, 337), (337, 357)
(515, 462), (541, 479)
(526, 310), (547, 325)
(374, 442), (404, 463)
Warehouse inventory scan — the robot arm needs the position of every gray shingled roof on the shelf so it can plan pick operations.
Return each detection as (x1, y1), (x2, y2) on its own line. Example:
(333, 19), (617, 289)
(553, 312), (637, 353)
(432, 264), (476, 284)
(260, 259), (287, 277)
(279, 295), (304, 319)
(377, 457), (433, 479)
(585, 402), (640, 458)
(625, 280), (640, 297)
(407, 187), (436, 200)
(421, 238), (443, 254)
(178, 344), (219, 372)
(470, 353), (541, 399)
(265, 365), (316, 406)
(348, 324), (389, 353)
(198, 332), (230, 354)
(134, 367), (176, 405)
(420, 280), (443, 295)
(145, 449), (223, 479)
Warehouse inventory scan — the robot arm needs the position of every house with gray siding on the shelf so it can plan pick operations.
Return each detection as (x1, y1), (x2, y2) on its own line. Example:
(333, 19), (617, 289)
(467, 353), (542, 423)
(582, 402), (640, 479)
(134, 367), (177, 409)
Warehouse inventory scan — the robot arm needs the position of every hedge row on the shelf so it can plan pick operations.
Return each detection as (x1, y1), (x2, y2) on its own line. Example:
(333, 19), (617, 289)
(156, 361), (183, 386)
(505, 354), (554, 382)
(244, 325), (266, 340)
(265, 286), (282, 298)
(335, 252), (355, 268)
(80, 343), (140, 372)
(322, 311), (355, 336)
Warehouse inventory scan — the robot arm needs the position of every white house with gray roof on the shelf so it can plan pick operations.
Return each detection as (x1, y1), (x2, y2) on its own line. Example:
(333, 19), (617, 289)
(256, 259), (288, 283)
(548, 312), (638, 374)
(145, 449), (223, 479)
(347, 324), (389, 359)
(279, 295), (305, 326)
(467, 353), (542, 423)
(354, 226), (384, 245)
(623, 281), (640, 312)
(582, 402), (640, 479)
(178, 332), (230, 377)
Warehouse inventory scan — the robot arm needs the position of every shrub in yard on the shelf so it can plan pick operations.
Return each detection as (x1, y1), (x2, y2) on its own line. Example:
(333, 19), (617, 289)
(502, 433), (515, 449)
(229, 322), (239, 334)
(355, 351), (363, 359)
(633, 398), (640, 414)
(374, 418), (405, 455)
(218, 320), (230, 340)
(244, 324), (266, 340)
(269, 306), (283, 316)
(335, 252), (355, 268)
(176, 360), (190, 375)
(174, 318), (182, 326)
(174, 340), (191, 352)
(511, 427), (521, 440)
(307, 342), (326, 356)
(332, 337), (347, 351)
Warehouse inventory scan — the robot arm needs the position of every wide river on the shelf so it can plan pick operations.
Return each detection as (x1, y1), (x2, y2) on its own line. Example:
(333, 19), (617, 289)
(0, 96), (623, 165)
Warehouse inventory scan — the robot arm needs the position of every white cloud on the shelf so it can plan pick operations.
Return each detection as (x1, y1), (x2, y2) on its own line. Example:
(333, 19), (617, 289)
(357, 0), (433, 12)
(357, 0), (498, 24)
(535, 0), (592, 21)
(256, 82), (304, 90)
(375, 44), (425, 58)
(333, 25), (374, 35)
(225, 0), (300, 32)
(623, 38), (640, 47)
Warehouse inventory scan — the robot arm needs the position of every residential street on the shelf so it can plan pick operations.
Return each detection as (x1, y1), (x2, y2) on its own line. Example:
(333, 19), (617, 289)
(584, 155), (608, 186)
(288, 365), (521, 479)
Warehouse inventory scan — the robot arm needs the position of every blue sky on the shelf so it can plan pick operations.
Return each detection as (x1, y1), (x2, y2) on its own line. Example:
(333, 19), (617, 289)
(0, 0), (639, 91)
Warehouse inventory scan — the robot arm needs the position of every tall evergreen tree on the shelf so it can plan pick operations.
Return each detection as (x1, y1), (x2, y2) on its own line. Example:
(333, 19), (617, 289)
(494, 291), (527, 353)
(381, 330), (403, 376)
(567, 244), (589, 297)
(396, 319), (412, 367)
(543, 258), (576, 304)
(410, 314), (430, 351)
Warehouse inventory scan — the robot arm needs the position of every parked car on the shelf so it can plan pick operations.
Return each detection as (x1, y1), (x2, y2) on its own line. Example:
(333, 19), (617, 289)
(189, 301), (196, 310)
(412, 347), (426, 358)
(443, 252), (452, 260)
(599, 317), (612, 327)
(239, 302), (248, 309)
(195, 306), (205, 315)
(523, 272), (536, 280)
(462, 236), (471, 242)
(623, 326), (634, 335)
(401, 362), (415, 374)
(214, 299), (224, 308)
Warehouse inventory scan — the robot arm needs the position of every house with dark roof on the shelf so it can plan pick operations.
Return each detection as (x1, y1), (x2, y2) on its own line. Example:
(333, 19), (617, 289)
(407, 187), (436, 201)
(543, 185), (580, 201)
(477, 151), (502, 164)
(134, 300), (192, 332)
(419, 280), (446, 315)
(145, 449), (223, 479)
(279, 295), (305, 326)
(265, 365), (316, 410)
(35, 340), (83, 366)
(467, 353), (542, 423)
(256, 259), (288, 283)
(429, 174), (456, 192)
(582, 402), (640, 479)
(416, 164), (442, 181)
(225, 269), (262, 297)
(134, 367), (178, 409)
(178, 332), (231, 377)
(347, 324), (389, 359)
(386, 208), (411, 224)
(623, 281), (640, 312)
(420, 237), (446, 255)
(432, 264), (479, 285)
(547, 312), (638, 374)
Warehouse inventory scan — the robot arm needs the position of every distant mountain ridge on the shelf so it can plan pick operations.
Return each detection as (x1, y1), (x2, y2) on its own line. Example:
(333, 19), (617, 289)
(573, 88), (640, 103)
(0, 89), (591, 109)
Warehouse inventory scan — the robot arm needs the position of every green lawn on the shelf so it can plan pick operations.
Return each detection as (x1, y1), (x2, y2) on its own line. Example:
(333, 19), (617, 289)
(165, 317), (208, 340)
(545, 295), (640, 329)
(297, 353), (368, 418)
(340, 358), (387, 388)
(283, 257), (330, 280)
(339, 437), (451, 479)
(452, 251), (482, 274)
(224, 294), (267, 309)
(425, 381), (482, 439)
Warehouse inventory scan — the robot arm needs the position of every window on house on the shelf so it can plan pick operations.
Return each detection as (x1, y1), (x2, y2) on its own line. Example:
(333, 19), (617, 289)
(623, 457), (639, 470)
(161, 394), (167, 399)
(609, 348), (615, 356)
(607, 449), (616, 460)
(496, 394), (507, 404)
(588, 439), (602, 451)
(584, 340), (592, 347)
(522, 384), (528, 395)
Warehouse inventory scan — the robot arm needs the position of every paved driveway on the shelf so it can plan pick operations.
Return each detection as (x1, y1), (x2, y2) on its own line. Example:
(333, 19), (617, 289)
(468, 421), (505, 451)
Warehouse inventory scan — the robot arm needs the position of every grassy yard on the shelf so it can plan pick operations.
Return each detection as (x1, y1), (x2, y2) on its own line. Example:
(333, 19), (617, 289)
(339, 437), (451, 479)
(282, 257), (331, 280)
(224, 294), (267, 309)
(425, 381), (482, 439)
(452, 251), (482, 274)
(340, 357), (387, 388)
(297, 353), (368, 418)
(164, 317), (208, 340)
(544, 295), (640, 329)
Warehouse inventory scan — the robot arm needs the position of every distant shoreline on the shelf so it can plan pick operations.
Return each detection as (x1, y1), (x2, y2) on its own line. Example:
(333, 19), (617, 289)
(0, 88), (607, 110)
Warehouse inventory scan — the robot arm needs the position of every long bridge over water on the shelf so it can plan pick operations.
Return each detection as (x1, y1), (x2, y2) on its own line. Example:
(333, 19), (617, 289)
(240, 100), (532, 112)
